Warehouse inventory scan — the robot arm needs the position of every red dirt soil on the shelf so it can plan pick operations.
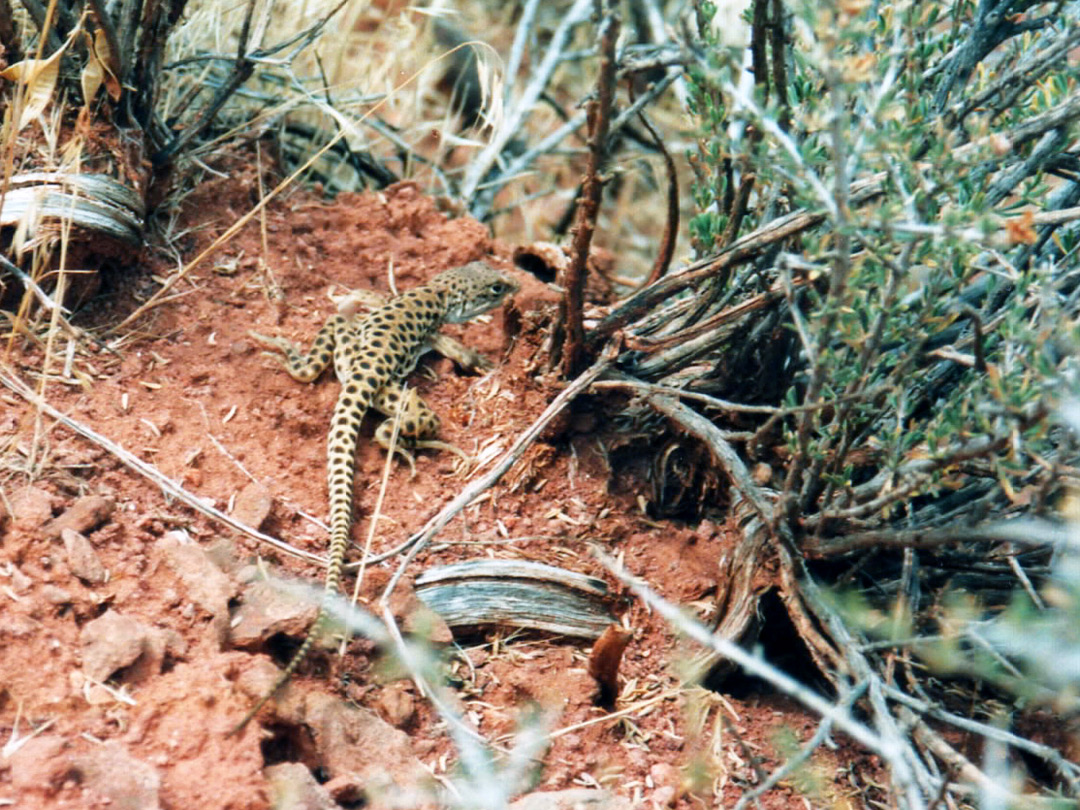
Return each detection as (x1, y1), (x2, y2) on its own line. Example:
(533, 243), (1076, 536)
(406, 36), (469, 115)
(0, 165), (883, 809)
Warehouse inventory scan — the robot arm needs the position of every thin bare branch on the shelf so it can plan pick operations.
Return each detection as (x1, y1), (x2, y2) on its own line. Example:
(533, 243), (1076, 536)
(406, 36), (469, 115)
(557, 2), (620, 377)
(460, 0), (594, 205)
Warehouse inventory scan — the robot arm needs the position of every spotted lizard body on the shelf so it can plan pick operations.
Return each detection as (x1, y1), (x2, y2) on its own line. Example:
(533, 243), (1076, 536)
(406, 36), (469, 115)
(235, 261), (517, 731)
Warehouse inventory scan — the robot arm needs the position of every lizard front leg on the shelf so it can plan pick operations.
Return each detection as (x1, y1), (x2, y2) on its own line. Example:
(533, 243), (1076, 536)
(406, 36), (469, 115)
(248, 314), (346, 383)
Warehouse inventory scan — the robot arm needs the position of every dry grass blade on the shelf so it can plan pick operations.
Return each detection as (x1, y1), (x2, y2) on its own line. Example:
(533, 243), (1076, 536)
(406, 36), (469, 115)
(0, 30), (69, 131)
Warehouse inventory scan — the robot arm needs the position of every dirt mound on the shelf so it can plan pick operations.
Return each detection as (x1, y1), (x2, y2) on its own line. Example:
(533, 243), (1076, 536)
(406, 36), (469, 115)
(1, 181), (879, 809)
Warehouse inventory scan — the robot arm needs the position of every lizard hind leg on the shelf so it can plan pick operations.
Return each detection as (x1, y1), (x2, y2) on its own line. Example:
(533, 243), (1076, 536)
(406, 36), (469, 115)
(372, 385), (471, 476)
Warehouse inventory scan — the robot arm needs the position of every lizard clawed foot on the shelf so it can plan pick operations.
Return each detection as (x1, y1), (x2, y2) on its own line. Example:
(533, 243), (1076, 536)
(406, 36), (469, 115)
(412, 439), (474, 478)
(377, 438), (471, 479)
(248, 330), (295, 356)
(389, 445), (418, 479)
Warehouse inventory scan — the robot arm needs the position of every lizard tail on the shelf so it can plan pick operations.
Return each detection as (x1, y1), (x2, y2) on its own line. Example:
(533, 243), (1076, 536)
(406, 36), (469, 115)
(229, 397), (367, 736)
(228, 614), (327, 735)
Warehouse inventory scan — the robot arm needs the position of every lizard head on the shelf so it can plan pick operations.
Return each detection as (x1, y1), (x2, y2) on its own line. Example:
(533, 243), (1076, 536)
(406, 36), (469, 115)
(433, 261), (519, 323)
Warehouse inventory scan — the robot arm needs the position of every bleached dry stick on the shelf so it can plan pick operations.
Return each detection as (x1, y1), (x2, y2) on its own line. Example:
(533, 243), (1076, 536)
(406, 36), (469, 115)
(459, 0), (594, 205)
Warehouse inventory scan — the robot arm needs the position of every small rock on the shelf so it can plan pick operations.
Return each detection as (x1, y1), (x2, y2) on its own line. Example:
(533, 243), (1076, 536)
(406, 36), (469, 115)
(234, 656), (306, 726)
(157, 531), (235, 646)
(694, 520), (717, 541)
(649, 762), (679, 788)
(265, 762), (337, 810)
(6, 565), (33, 594)
(71, 669), (120, 705)
(6, 613), (40, 638)
(162, 627), (189, 659)
(80, 609), (165, 683)
(649, 763), (681, 807)
(205, 538), (243, 575)
(509, 789), (633, 810)
(229, 580), (319, 649)
(157, 532), (233, 614)
(8, 735), (74, 794)
(232, 482), (273, 530)
(43, 495), (114, 540)
(10, 485), (56, 528)
(72, 741), (161, 810)
(301, 691), (432, 805)
(375, 682), (417, 729)
(41, 584), (74, 605)
(652, 786), (677, 807)
(62, 528), (107, 585)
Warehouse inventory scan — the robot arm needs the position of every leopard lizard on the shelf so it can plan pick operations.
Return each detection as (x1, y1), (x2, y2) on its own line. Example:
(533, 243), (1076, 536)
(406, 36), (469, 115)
(234, 261), (518, 731)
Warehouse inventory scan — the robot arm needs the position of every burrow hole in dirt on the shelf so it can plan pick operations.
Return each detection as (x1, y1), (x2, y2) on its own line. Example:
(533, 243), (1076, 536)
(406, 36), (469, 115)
(512, 252), (556, 284)
(705, 590), (833, 701)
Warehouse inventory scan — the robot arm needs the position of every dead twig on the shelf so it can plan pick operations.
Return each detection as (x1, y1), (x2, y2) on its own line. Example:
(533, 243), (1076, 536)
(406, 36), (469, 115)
(943, 24), (1080, 132)
(793, 570), (938, 807)
(804, 519), (1069, 557)
(477, 68), (682, 224)
(884, 683), (1080, 791)
(152, 0), (349, 164)
(594, 547), (897, 759)
(902, 707), (1065, 808)
(502, 0), (542, 111)
(590, 375), (781, 414)
(646, 393), (777, 526)
(556, 1), (620, 377)
(152, 0), (262, 162)
(460, 0), (594, 207)
(585, 173), (887, 349)
(633, 98), (678, 288)
(112, 20), (444, 334)
(0, 253), (69, 319)
(733, 680), (868, 810)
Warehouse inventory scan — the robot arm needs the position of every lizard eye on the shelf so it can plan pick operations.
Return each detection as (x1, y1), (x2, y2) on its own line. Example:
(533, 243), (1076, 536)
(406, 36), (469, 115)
(489, 282), (507, 295)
